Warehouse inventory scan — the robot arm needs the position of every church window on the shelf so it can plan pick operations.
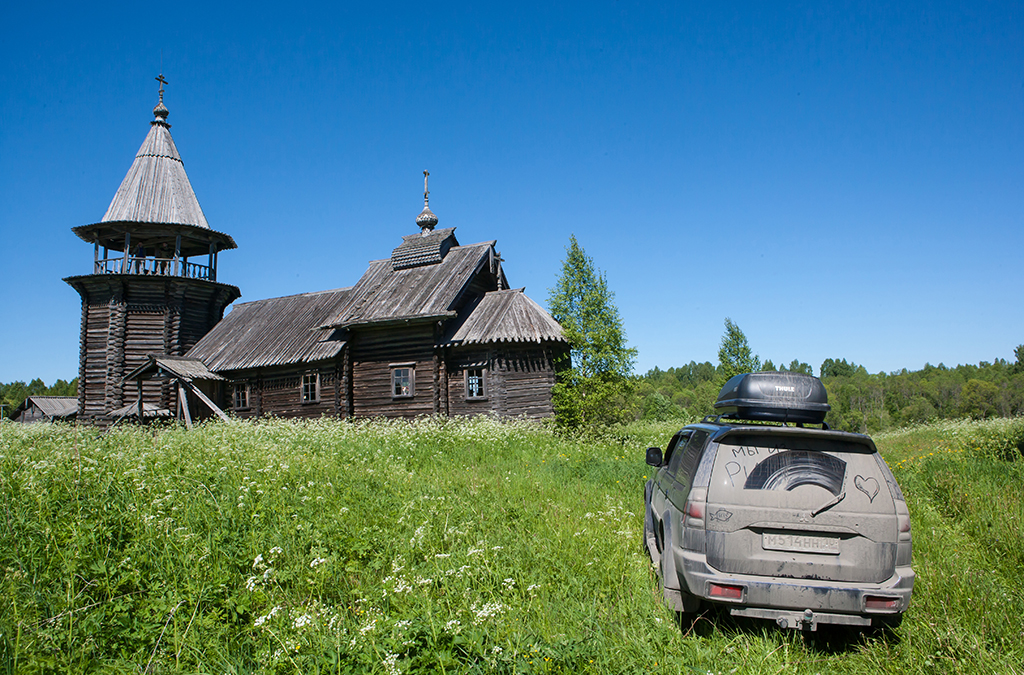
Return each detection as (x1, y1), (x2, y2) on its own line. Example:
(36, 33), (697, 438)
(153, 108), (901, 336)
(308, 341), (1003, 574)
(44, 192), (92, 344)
(301, 373), (320, 403)
(465, 368), (487, 399)
(392, 365), (415, 398)
(233, 383), (250, 410)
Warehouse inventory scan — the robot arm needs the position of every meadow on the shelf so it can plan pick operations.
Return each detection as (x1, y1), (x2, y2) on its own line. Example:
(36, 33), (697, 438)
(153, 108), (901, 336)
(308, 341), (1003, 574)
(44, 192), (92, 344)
(0, 415), (1022, 674)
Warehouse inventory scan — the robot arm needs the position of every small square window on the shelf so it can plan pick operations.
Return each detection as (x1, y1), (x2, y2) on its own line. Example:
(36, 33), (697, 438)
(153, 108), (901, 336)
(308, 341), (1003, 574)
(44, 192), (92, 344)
(392, 367), (414, 398)
(301, 373), (320, 403)
(466, 368), (486, 399)
(233, 383), (250, 410)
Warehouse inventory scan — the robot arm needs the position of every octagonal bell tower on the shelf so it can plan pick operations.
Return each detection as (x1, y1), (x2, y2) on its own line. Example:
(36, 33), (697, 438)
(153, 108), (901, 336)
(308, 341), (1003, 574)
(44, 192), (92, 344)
(64, 77), (240, 424)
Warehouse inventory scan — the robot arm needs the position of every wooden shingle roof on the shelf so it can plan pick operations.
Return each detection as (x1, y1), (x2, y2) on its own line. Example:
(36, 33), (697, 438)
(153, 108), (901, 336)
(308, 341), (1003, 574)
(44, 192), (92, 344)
(73, 99), (236, 256)
(123, 355), (226, 383)
(443, 288), (566, 346)
(16, 396), (78, 419)
(188, 287), (351, 371)
(322, 241), (499, 328)
(101, 106), (210, 229)
(391, 228), (458, 270)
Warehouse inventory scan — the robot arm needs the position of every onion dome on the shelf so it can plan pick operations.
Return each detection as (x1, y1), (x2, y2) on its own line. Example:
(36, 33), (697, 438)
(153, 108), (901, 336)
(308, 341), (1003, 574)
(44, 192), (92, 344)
(152, 74), (170, 127)
(416, 170), (438, 233)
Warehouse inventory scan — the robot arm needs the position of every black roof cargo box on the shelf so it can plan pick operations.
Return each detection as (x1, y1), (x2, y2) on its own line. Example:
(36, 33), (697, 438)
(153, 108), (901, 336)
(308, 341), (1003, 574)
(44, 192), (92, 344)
(714, 372), (830, 424)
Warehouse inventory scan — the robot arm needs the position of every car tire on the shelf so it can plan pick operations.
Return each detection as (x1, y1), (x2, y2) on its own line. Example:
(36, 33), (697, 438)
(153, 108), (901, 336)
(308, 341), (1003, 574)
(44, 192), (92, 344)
(643, 483), (658, 558)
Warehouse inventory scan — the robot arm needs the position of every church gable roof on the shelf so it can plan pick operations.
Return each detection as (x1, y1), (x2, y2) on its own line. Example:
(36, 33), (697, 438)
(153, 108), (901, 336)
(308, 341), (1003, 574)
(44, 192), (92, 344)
(187, 287), (351, 371)
(100, 97), (211, 229)
(443, 288), (566, 346)
(322, 241), (496, 328)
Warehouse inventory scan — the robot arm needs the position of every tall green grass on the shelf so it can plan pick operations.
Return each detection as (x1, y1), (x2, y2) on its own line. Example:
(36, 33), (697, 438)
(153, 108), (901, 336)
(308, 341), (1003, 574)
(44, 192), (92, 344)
(0, 416), (1022, 673)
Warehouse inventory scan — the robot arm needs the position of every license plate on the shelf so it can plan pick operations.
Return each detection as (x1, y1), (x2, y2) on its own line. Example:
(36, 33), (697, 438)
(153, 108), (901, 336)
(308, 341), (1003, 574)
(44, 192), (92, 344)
(762, 532), (840, 555)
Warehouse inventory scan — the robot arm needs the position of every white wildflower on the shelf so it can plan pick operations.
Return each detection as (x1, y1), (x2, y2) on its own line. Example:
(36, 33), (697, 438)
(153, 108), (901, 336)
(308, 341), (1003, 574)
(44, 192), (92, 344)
(254, 605), (281, 627)
(310, 557), (328, 568)
(472, 601), (506, 624)
(293, 613), (313, 629)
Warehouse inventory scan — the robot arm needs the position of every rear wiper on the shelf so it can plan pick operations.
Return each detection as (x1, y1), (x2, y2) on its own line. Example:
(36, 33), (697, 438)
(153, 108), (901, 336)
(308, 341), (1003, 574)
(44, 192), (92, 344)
(811, 491), (846, 517)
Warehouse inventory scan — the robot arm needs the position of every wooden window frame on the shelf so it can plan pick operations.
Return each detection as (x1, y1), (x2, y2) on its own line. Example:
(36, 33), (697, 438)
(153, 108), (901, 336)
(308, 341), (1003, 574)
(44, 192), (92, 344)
(233, 382), (250, 410)
(391, 363), (415, 399)
(301, 372), (320, 404)
(464, 367), (487, 400)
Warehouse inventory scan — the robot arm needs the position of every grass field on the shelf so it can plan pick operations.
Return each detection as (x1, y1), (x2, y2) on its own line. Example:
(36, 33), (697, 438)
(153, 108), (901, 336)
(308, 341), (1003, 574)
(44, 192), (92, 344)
(0, 415), (1022, 674)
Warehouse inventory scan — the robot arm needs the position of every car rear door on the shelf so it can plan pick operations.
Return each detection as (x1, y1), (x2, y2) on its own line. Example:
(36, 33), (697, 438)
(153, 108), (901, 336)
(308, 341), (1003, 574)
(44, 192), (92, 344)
(650, 431), (691, 525)
(704, 430), (898, 584)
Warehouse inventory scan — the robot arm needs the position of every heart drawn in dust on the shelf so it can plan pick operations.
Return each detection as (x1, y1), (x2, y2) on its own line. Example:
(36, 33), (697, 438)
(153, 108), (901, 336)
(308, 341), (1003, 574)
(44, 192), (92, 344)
(854, 475), (880, 503)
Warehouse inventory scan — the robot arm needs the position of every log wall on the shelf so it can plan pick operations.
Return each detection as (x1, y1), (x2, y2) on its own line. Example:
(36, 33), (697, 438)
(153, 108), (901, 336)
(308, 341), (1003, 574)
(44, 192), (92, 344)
(351, 324), (436, 418)
(66, 273), (239, 423)
(446, 343), (565, 419)
(223, 362), (342, 420)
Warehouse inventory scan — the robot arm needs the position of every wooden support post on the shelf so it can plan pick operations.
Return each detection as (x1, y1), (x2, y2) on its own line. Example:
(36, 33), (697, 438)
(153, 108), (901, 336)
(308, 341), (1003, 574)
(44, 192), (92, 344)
(123, 232), (131, 273)
(178, 383), (193, 430)
(174, 234), (181, 276)
(136, 379), (143, 423)
(182, 379), (231, 423)
(208, 243), (215, 282)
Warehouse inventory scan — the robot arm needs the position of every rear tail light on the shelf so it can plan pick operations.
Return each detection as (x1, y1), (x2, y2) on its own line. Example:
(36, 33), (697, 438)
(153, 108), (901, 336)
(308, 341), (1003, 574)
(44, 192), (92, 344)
(684, 488), (708, 528)
(709, 583), (744, 600)
(865, 595), (901, 611)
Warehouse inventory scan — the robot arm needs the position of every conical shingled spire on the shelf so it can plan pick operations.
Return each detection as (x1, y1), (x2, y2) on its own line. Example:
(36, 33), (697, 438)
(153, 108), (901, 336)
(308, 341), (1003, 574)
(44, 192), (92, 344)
(100, 77), (210, 229)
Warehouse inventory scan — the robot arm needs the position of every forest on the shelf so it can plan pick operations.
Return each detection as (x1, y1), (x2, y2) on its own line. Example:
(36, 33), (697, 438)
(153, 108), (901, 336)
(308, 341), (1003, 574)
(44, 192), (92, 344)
(636, 349), (1024, 433)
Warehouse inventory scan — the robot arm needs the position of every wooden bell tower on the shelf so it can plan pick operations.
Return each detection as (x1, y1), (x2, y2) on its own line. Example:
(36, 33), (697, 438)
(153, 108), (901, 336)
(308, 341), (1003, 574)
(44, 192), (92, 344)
(64, 76), (240, 424)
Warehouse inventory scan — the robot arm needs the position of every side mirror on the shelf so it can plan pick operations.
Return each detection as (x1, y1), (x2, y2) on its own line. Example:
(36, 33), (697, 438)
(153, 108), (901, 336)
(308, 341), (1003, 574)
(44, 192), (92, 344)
(645, 447), (663, 467)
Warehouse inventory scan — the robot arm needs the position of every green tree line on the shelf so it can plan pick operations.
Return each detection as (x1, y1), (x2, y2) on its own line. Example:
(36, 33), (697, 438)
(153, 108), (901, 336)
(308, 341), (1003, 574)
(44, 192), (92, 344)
(636, 348), (1024, 434)
(0, 378), (78, 419)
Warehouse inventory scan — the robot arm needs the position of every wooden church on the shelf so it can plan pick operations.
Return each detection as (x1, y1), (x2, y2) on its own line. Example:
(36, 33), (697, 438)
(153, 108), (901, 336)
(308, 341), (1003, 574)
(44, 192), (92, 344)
(66, 80), (567, 426)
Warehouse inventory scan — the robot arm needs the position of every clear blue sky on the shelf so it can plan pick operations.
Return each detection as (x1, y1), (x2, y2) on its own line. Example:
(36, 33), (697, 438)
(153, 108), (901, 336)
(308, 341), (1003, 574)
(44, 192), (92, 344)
(2, 1), (1022, 385)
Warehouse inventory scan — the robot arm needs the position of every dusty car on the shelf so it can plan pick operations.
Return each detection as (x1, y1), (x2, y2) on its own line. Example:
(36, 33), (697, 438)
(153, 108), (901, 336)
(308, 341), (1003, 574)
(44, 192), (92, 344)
(643, 372), (914, 631)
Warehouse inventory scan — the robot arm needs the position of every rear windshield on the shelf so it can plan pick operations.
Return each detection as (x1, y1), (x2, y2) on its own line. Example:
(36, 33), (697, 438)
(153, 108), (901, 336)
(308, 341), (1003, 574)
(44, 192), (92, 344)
(708, 433), (890, 509)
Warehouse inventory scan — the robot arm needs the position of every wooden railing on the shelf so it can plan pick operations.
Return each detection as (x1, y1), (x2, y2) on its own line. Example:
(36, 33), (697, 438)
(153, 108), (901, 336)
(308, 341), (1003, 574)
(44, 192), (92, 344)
(93, 257), (214, 280)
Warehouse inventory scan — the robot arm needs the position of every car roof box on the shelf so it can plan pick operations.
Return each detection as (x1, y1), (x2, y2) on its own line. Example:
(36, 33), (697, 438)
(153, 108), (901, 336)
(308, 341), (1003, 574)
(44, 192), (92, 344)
(714, 372), (830, 424)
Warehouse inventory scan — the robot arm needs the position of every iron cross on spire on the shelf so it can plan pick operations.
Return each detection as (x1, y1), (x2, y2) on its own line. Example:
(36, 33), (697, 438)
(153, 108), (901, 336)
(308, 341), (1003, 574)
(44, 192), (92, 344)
(156, 73), (168, 102)
(423, 170), (430, 203)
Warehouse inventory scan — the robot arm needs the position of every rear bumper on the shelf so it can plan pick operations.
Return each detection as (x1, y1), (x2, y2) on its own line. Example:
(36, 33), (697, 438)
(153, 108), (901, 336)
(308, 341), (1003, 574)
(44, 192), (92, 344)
(675, 547), (915, 623)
